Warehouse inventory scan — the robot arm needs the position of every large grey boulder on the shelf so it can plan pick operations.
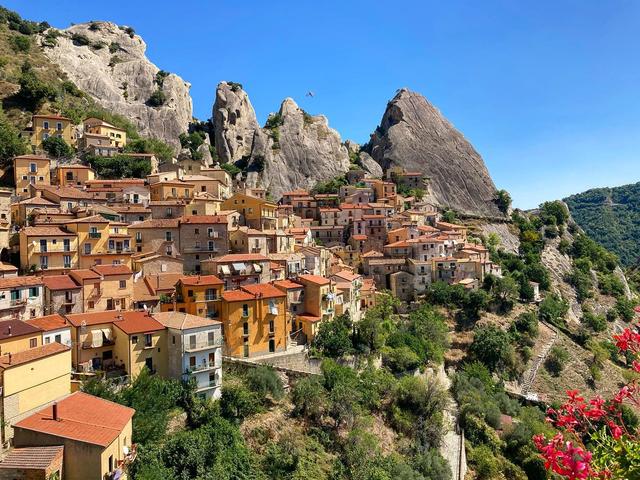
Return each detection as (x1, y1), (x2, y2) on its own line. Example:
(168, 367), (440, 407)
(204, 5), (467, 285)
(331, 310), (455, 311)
(365, 88), (502, 217)
(42, 21), (192, 149)
(245, 98), (351, 199)
(212, 81), (260, 163)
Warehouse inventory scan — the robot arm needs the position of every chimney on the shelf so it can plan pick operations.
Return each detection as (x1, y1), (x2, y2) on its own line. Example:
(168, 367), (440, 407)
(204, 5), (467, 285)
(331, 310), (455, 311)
(7, 353), (11, 364)
(52, 402), (59, 421)
(7, 326), (11, 336)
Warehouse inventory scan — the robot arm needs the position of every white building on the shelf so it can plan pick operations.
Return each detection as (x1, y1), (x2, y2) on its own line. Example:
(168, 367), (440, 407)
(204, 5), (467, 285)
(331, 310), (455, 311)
(0, 277), (44, 321)
(154, 312), (223, 400)
(26, 313), (72, 347)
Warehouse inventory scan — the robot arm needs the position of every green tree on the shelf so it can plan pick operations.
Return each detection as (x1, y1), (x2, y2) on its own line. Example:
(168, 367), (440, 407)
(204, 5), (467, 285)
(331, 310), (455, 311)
(291, 376), (325, 420)
(147, 89), (166, 106)
(495, 189), (512, 214)
(544, 345), (569, 376)
(10, 34), (30, 52)
(220, 383), (260, 422)
(0, 109), (27, 163)
(17, 62), (57, 110)
(538, 294), (569, 327)
(246, 366), (284, 401)
(383, 345), (421, 374)
(470, 325), (514, 373)
(41, 136), (74, 159)
(313, 314), (353, 358)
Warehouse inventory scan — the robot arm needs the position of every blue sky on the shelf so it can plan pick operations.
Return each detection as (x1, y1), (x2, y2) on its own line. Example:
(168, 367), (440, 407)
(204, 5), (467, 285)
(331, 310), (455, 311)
(6, 0), (640, 209)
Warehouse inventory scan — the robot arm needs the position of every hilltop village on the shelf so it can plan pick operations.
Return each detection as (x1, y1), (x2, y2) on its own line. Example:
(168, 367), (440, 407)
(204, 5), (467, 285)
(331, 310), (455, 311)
(0, 111), (511, 478)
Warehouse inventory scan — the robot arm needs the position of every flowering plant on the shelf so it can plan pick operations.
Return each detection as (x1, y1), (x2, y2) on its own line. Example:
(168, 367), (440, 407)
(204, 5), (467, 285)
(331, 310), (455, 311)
(534, 325), (640, 479)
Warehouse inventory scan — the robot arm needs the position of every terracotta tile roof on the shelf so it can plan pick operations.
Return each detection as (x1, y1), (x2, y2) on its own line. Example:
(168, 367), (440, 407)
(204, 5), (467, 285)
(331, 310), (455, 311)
(282, 189), (310, 196)
(111, 205), (151, 213)
(37, 185), (93, 200)
(297, 274), (331, 286)
(241, 283), (286, 299)
(14, 197), (56, 206)
(0, 446), (63, 470)
(152, 180), (194, 187)
(0, 342), (69, 369)
(222, 290), (254, 302)
(361, 250), (384, 258)
(128, 218), (179, 229)
(0, 319), (42, 339)
(179, 275), (223, 286)
(91, 265), (133, 276)
(153, 311), (220, 329)
(213, 253), (269, 262)
(66, 311), (164, 334)
(69, 269), (101, 283)
(41, 275), (80, 291)
(149, 200), (187, 206)
(332, 270), (361, 282)
(58, 164), (93, 170)
(296, 313), (321, 323)
(133, 279), (157, 302)
(33, 114), (71, 120)
(0, 276), (43, 289)
(361, 278), (376, 291)
(362, 214), (385, 219)
(385, 240), (411, 248)
(85, 178), (145, 185)
(179, 215), (227, 224)
(26, 314), (69, 332)
(14, 391), (134, 447)
(273, 280), (304, 290)
(351, 235), (367, 240)
(66, 214), (109, 224)
(142, 273), (182, 295)
(0, 262), (17, 273)
(21, 226), (74, 237)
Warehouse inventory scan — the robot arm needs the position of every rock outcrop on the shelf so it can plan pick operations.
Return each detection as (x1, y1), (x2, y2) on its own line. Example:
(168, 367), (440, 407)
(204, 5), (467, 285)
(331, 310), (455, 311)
(212, 82), (260, 163)
(365, 88), (502, 218)
(245, 98), (351, 199)
(42, 21), (192, 148)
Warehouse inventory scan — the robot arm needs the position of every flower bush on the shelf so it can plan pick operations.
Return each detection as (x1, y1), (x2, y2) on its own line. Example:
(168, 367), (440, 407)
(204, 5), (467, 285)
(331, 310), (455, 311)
(534, 324), (640, 479)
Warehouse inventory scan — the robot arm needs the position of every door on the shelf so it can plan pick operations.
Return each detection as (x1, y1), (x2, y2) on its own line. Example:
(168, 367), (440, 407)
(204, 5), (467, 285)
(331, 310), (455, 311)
(269, 339), (275, 353)
(145, 357), (153, 372)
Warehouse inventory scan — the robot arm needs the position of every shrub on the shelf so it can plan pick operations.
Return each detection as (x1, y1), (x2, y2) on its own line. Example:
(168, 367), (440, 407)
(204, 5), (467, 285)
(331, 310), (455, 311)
(291, 377), (324, 420)
(544, 345), (568, 376)
(17, 62), (57, 110)
(221, 162), (241, 177)
(382, 345), (421, 374)
(538, 294), (569, 327)
(470, 325), (514, 374)
(71, 33), (90, 46)
(413, 449), (452, 480)
(583, 308), (607, 332)
(0, 109), (27, 163)
(109, 41), (121, 54)
(495, 189), (512, 214)
(10, 34), (30, 52)
(615, 297), (636, 322)
(567, 267), (593, 302)
(245, 366), (284, 401)
(312, 314), (353, 358)
(147, 89), (166, 107)
(42, 136), (74, 159)
(124, 26), (135, 37)
(220, 383), (260, 422)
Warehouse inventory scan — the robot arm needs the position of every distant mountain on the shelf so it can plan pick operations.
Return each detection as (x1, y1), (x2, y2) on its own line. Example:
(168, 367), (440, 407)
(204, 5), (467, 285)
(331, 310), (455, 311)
(564, 182), (640, 267)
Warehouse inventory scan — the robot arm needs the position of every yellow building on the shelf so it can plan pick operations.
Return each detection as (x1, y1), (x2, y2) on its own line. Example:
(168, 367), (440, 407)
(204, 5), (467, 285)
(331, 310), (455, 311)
(56, 164), (96, 187)
(0, 319), (43, 356)
(294, 274), (336, 341)
(83, 117), (127, 148)
(19, 225), (78, 273)
(69, 265), (133, 312)
(66, 215), (132, 269)
(221, 192), (277, 230)
(161, 275), (224, 320)
(0, 342), (71, 445)
(13, 391), (135, 480)
(29, 114), (75, 151)
(66, 310), (166, 378)
(150, 180), (194, 201)
(220, 283), (287, 358)
(13, 155), (51, 198)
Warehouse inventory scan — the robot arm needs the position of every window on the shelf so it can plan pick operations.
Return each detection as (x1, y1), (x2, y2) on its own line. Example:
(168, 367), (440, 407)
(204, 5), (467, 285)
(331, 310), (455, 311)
(44, 336), (51, 344)
(131, 335), (138, 344)
(30, 163), (37, 173)
(56, 122), (62, 131)
(84, 243), (91, 254)
(189, 335), (196, 349)
(28, 287), (38, 297)
(243, 322), (249, 335)
(242, 304), (249, 317)
(269, 320), (275, 334)
(144, 334), (152, 347)
(88, 301), (95, 309)
(269, 339), (275, 353)
(119, 280), (126, 289)
(208, 241), (214, 251)
(39, 239), (47, 252)
(189, 356), (196, 367)
(63, 255), (71, 269)
(55, 334), (62, 343)
(63, 239), (70, 252)
(188, 289), (194, 298)
(135, 232), (142, 242)
(205, 288), (216, 301)
(43, 121), (49, 129)
(194, 228), (199, 235)
(208, 331), (214, 345)
(165, 231), (172, 241)
(166, 208), (172, 216)
(29, 338), (37, 348)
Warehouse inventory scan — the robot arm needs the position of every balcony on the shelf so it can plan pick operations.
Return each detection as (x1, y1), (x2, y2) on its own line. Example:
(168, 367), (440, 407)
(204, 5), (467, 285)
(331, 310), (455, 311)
(89, 288), (102, 298)
(185, 361), (219, 373)
(182, 246), (219, 253)
(9, 298), (26, 307)
(89, 232), (102, 239)
(184, 338), (223, 352)
(33, 245), (75, 253)
(196, 380), (221, 392)
(106, 248), (132, 254)
(82, 338), (115, 349)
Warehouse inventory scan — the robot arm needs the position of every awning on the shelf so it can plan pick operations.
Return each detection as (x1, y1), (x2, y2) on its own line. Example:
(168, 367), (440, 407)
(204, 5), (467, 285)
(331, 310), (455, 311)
(101, 328), (112, 341)
(253, 263), (262, 273)
(232, 262), (246, 272)
(90, 330), (103, 348)
(220, 265), (231, 275)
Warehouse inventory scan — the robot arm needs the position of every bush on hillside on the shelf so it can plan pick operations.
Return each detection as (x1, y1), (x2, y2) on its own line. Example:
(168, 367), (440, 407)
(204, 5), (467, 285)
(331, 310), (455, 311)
(42, 136), (74, 159)
(544, 345), (568, 376)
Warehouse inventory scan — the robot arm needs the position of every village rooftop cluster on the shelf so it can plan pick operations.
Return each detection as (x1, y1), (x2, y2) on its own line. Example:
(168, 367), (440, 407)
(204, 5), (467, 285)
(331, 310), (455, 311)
(0, 113), (505, 479)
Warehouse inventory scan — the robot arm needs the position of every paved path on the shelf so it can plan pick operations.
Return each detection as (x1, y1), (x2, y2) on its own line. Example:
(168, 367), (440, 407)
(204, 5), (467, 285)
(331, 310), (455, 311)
(520, 321), (558, 398)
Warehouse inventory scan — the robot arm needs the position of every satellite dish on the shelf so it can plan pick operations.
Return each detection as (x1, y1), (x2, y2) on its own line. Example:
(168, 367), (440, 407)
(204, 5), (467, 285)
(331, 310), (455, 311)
(143, 304), (148, 312)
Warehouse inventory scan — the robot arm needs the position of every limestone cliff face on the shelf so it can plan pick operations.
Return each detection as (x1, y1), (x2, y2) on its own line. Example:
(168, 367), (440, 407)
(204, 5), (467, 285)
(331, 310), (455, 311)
(212, 82), (259, 163)
(245, 98), (351, 199)
(43, 21), (192, 148)
(365, 89), (502, 217)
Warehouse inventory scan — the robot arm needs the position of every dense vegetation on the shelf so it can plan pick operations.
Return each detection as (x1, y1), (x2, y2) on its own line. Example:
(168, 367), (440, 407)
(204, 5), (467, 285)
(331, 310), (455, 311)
(565, 182), (640, 267)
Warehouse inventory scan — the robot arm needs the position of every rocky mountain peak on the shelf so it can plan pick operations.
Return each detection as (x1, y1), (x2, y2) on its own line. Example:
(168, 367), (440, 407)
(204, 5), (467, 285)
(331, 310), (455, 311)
(366, 88), (503, 218)
(43, 21), (192, 148)
(212, 81), (259, 164)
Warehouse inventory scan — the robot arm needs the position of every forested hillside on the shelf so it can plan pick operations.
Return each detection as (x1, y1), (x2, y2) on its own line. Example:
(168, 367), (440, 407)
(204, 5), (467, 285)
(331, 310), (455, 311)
(565, 182), (640, 267)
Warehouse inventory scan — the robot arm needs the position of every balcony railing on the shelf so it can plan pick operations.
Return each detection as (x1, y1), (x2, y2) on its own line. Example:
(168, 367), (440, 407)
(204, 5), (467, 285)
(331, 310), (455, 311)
(89, 232), (102, 239)
(33, 246), (75, 253)
(89, 288), (102, 298)
(182, 246), (219, 253)
(185, 361), (219, 373)
(184, 338), (223, 352)
(9, 298), (26, 307)
(106, 248), (132, 254)
(196, 379), (222, 391)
